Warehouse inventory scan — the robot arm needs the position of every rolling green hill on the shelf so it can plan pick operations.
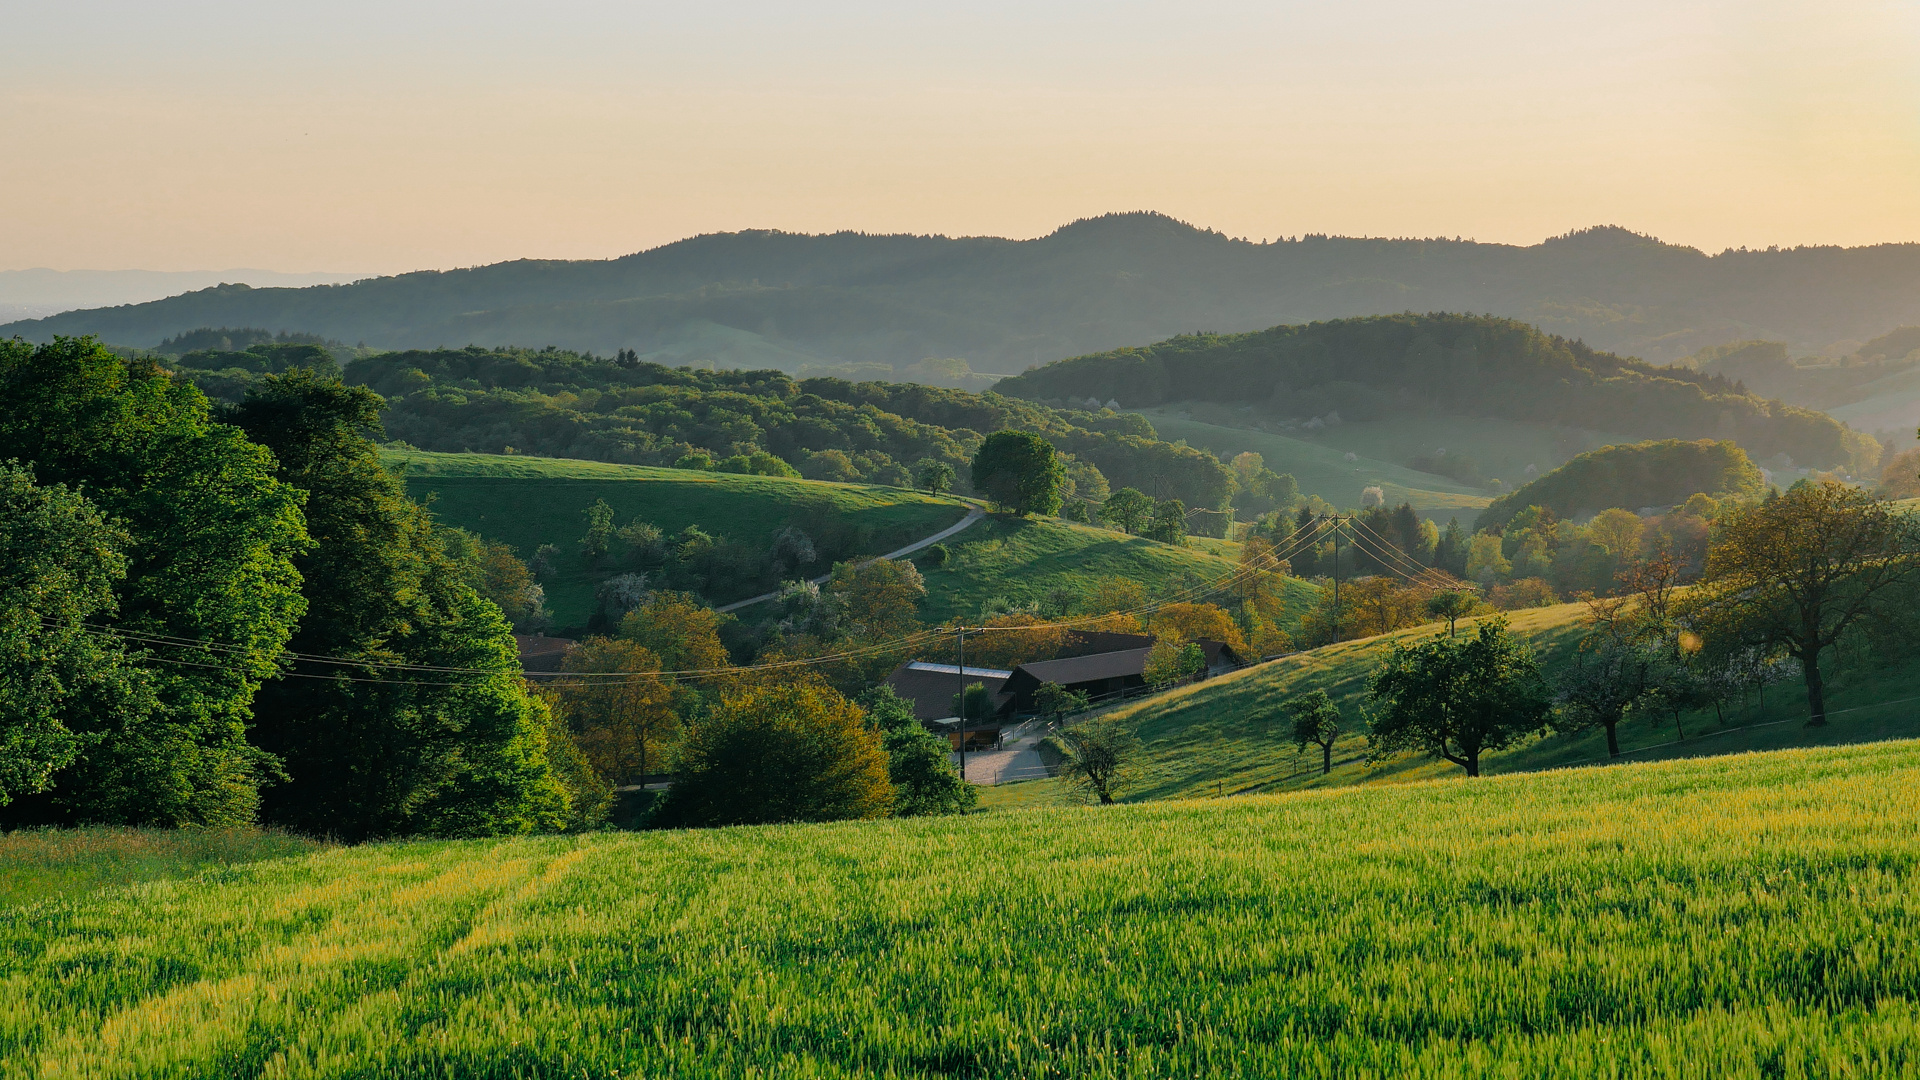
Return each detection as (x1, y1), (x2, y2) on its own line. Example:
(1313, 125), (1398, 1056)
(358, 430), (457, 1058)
(391, 451), (970, 626)
(10, 740), (1920, 1074)
(914, 514), (1321, 628)
(393, 451), (1305, 634)
(1474, 438), (1765, 533)
(985, 601), (1920, 810)
(997, 313), (1880, 472)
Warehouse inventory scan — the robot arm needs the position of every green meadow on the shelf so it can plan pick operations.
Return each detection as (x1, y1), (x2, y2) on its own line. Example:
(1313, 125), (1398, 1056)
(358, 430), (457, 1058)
(1140, 406), (1642, 521)
(915, 514), (1320, 628)
(7, 741), (1920, 1077)
(985, 601), (1920, 810)
(386, 451), (970, 623)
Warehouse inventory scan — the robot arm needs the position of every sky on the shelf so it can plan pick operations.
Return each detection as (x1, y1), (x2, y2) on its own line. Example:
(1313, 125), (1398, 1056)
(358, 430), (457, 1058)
(4, 0), (1919, 274)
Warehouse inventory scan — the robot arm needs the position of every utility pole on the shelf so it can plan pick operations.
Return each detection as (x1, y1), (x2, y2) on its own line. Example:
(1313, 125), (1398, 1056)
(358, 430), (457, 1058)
(955, 626), (967, 784)
(1329, 514), (1344, 643)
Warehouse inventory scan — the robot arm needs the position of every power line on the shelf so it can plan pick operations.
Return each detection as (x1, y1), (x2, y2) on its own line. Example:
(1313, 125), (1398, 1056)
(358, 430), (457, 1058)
(44, 518), (1336, 684)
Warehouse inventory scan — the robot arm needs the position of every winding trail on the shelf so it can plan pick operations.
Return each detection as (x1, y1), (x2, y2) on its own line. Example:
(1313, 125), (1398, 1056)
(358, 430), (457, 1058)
(715, 507), (986, 614)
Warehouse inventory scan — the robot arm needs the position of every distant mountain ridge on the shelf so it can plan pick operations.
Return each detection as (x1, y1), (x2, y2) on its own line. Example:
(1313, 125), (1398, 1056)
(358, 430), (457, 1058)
(7, 213), (1920, 370)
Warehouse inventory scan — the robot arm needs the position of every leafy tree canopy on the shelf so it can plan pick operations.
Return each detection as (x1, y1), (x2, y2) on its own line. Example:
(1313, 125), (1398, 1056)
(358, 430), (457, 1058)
(1367, 618), (1553, 777)
(228, 368), (569, 840)
(0, 336), (308, 827)
(1475, 438), (1767, 534)
(660, 683), (894, 827)
(970, 430), (1066, 517)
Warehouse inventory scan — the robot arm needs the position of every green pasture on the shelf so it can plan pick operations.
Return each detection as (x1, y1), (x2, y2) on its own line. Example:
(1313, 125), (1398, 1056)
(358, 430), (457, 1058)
(385, 451), (970, 626)
(914, 515), (1321, 628)
(10, 742), (1920, 1076)
(1139, 408), (1492, 520)
(1142, 406), (1650, 521)
(985, 600), (1920, 810)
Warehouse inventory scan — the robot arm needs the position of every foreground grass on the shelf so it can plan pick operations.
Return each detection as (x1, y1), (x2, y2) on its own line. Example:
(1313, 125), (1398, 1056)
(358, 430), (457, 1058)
(385, 451), (969, 625)
(7, 742), (1920, 1076)
(0, 829), (325, 908)
(984, 601), (1920, 809)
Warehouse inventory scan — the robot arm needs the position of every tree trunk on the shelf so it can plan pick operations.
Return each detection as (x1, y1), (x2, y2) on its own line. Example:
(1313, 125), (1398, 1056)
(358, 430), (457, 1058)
(1463, 753), (1480, 777)
(1097, 788), (1114, 805)
(1804, 652), (1828, 727)
(1604, 721), (1620, 758)
(1321, 742), (1332, 775)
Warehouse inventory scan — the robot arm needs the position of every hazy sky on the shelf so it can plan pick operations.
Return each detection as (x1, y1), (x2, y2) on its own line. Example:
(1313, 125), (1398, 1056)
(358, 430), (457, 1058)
(5, 0), (1918, 273)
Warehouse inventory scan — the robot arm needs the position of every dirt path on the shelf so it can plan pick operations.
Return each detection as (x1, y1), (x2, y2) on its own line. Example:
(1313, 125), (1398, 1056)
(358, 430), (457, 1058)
(716, 507), (985, 614)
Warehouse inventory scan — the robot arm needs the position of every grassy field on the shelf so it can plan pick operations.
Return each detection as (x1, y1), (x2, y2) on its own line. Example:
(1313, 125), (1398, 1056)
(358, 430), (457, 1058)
(8, 741), (1920, 1076)
(1140, 408), (1492, 520)
(984, 600), (1920, 810)
(914, 514), (1322, 628)
(385, 451), (971, 626)
(0, 829), (324, 909)
(1143, 406), (1648, 521)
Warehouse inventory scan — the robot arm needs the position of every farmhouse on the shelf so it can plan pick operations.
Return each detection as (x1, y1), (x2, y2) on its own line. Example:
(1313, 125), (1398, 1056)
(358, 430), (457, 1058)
(882, 661), (1014, 750)
(999, 639), (1246, 714)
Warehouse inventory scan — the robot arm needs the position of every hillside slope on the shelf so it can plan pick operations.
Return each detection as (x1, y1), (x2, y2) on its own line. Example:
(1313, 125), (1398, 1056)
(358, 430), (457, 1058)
(394, 452), (970, 626)
(397, 451), (1296, 634)
(10, 741), (1920, 1075)
(1474, 438), (1765, 533)
(10, 214), (1920, 367)
(997, 313), (1878, 471)
(914, 514), (1320, 628)
(986, 601), (1920, 808)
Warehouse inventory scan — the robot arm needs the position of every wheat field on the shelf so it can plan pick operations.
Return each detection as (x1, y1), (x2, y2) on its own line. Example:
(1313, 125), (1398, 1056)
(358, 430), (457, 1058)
(6, 741), (1920, 1078)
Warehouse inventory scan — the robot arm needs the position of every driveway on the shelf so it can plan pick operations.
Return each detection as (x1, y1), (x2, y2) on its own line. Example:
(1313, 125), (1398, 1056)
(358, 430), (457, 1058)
(954, 718), (1053, 785)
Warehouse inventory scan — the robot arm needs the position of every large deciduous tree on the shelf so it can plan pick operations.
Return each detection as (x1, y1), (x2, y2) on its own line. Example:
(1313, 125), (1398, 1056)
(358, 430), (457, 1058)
(1687, 481), (1920, 726)
(1101, 487), (1153, 534)
(660, 683), (894, 826)
(1367, 618), (1552, 777)
(970, 430), (1065, 517)
(0, 337), (308, 826)
(229, 369), (568, 839)
(859, 686), (975, 817)
(0, 465), (158, 809)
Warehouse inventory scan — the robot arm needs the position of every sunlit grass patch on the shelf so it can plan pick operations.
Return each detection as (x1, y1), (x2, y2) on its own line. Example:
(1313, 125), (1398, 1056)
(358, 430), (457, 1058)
(6, 742), (1920, 1076)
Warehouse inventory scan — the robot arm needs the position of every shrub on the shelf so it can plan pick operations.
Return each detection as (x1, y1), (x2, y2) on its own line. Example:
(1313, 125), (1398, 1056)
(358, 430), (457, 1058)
(658, 684), (893, 827)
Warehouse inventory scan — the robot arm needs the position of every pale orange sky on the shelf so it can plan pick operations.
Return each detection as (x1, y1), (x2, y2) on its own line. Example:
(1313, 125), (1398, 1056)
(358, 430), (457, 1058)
(4, 0), (1918, 273)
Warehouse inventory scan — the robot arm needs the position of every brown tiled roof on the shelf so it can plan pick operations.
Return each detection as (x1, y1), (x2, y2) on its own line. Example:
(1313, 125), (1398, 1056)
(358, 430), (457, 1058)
(1010, 646), (1153, 686)
(515, 634), (578, 673)
(884, 662), (1012, 723)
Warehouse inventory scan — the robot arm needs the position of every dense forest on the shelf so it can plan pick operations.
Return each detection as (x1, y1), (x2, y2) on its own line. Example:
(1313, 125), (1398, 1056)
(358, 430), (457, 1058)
(994, 314), (1879, 473)
(1473, 439), (1766, 533)
(10, 214), (1920, 370)
(161, 342), (1238, 519)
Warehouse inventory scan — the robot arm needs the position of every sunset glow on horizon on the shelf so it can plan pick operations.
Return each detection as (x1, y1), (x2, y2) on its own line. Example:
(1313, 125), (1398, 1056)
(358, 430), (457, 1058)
(5, 0), (1918, 273)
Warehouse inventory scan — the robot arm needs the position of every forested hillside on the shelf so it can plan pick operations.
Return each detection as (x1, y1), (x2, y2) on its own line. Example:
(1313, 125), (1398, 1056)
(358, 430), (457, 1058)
(187, 345), (1238, 516)
(10, 213), (1920, 369)
(995, 313), (1879, 472)
(1473, 439), (1766, 533)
